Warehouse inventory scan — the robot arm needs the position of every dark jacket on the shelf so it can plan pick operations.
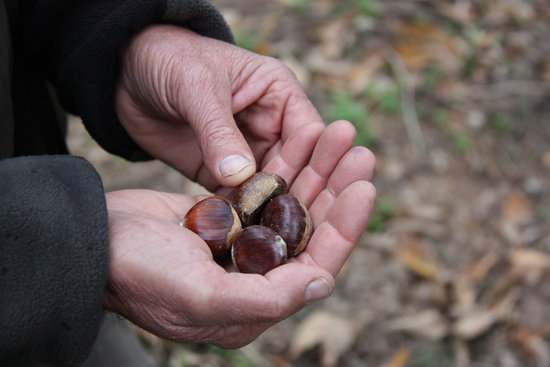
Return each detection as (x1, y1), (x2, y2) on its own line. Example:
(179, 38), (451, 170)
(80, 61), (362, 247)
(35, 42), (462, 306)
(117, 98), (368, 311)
(0, 1), (233, 365)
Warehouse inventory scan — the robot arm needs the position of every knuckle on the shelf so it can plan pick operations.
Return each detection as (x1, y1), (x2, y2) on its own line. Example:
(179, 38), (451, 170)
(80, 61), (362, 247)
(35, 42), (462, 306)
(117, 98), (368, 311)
(199, 117), (239, 148)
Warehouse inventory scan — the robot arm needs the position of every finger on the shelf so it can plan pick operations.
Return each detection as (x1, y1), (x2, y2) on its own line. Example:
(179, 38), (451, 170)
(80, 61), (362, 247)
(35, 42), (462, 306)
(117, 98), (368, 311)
(289, 120), (356, 207)
(280, 90), (325, 141)
(308, 146), (376, 226)
(192, 263), (334, 325)
(300, 181), (376, 276)
(262, 122), (324, 186)
(186, 88), (256, 187)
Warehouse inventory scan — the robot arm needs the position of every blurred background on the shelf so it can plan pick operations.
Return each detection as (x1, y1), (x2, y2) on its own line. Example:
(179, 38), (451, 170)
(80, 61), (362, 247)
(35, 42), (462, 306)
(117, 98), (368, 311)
(67, 0), (550, 366)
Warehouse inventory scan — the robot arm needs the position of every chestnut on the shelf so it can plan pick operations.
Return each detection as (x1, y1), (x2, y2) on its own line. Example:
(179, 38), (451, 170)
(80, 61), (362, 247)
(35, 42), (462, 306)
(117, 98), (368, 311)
(261, 193), (312, 257)
(231, 225), (288, 275)
(233, 172), (288, 226)
(183, 196), (241, 261)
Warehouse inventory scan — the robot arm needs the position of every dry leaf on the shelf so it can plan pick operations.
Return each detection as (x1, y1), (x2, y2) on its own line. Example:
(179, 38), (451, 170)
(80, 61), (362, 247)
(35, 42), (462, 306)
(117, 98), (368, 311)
(499, 190), (533, 244)
(346, 53), (386, 94)
(509, 249), (550, 284)
(377, 347), (411, 367)
(509, 249), (550, 271)
(389, 309), (449, 340)
(393, 23), (464, 72)
(395, 236), (443, 280)
(438, 0), (474, 24)
(452, 308), (498, 340)
(452, 337), (471, 367)
(511, 329), (550, 367)
(288, 310), (364, 367)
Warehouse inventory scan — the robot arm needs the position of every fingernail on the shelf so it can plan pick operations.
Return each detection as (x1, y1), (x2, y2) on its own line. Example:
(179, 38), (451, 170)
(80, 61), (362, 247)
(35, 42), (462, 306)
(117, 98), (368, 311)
(219, 155), (252, 177)
(305, 278), (331, 304)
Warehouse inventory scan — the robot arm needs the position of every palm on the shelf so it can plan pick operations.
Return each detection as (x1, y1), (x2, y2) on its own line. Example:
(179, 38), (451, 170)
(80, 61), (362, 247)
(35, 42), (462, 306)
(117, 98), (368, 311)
(104, 122), (375, 348)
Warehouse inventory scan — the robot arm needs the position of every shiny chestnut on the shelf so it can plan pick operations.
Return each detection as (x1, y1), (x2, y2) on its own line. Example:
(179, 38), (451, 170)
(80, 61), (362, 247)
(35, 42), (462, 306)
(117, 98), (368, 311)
(261, 193), (312, 257)
(183, 196), (241, 261)
(231, 225), (288, 275)
(233, 172), (287, 227)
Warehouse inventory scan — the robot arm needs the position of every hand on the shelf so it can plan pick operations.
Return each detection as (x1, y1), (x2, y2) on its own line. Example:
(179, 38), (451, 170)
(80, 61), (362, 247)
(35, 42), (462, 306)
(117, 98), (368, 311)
(115, 24), (324, 191)
(103, 121), (376, 348)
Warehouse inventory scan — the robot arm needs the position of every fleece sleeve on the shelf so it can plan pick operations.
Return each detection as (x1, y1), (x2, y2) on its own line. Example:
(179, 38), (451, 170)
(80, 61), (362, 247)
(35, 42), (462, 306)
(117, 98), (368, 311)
(19, 0), (234, 161)
(0, 156), (108, 367)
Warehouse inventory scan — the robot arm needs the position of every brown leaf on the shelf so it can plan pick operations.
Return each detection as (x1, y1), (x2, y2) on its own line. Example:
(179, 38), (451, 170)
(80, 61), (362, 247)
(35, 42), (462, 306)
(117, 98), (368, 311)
(377, 347), (411, 367)
(438, 0), (474, 24)
(542, 150), (550, 169)
(395, 236), (444, 281)
(288, 310), (364, 367)
(452, 308), (498, 340)
(499, 190), (533, 244)
(510, 329), (550, 367)
(393, 23), (464, 72)
(509, 249), (550, 271)
(389, 309), (449, 340)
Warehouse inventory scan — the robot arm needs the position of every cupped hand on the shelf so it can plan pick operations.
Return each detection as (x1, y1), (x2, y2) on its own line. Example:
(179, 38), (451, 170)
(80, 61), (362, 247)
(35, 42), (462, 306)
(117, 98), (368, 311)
(116, 24), (324, 191)
(103, 121), (376, 348)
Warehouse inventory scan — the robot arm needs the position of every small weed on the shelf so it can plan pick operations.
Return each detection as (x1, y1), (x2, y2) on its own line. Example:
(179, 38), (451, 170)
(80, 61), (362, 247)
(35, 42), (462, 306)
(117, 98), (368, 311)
(324, 92), (376, 146)
(434, 108), (449, 129)
(234, 30), (262, 52)
(205, 345), (255, 367)
(411, 341), (453, 367)
(451, 130), (470, 153)
(355, 0), (379, 17)
(491, 112), (513, 134)
(287, 0), (311, 13)
(422, 64), (444, 94)
(367, 198), (394, 232)
(365, 82), (401, 115)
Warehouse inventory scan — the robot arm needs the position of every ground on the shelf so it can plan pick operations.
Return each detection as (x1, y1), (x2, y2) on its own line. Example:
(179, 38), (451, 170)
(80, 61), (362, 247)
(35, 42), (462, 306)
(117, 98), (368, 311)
(67, 1), (550, 366)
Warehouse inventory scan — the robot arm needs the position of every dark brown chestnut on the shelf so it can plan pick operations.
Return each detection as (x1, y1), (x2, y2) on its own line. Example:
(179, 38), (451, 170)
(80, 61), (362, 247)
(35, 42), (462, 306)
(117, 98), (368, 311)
(233, 172), (288, 226)
(183, 196), (241, 261)
(231, 225), (288, 275)
(261, 193), (312, 257)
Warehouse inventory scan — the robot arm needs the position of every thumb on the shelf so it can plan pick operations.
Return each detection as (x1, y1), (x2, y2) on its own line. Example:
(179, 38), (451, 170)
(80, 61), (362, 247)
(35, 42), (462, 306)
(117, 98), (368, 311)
(186, 91), (256, 187)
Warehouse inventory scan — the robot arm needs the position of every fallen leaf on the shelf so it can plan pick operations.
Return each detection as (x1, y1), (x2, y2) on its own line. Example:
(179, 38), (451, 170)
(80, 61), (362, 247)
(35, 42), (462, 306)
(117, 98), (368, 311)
(395, 236), (443, 281)
(509, 249), (550, 271)
(288, 310), (364, 367)
(393, 23), (465, 72)
(378, 347), (411, 367)
(510, 329), (550, 367)
(452, 308), (498, 340)
(346, 52), (386, 94)
(438, 0), (474, 24)
(499, 190), (533, 245)
(389, 309), (449, 340)
(452, 337), (471, 367)
(542, 150), (550, 169)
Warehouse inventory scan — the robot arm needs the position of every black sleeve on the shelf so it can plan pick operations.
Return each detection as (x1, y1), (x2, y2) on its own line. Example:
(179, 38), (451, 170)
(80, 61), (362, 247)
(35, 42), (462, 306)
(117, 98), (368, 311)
(18, 0), (234, 161)
(0, 156), (108, 367)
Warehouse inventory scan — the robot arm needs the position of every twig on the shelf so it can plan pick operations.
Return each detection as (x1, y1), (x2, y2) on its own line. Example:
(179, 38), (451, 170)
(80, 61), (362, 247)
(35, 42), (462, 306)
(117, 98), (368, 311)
(383, 45), (427, 157)
(468, 80), (550, 101)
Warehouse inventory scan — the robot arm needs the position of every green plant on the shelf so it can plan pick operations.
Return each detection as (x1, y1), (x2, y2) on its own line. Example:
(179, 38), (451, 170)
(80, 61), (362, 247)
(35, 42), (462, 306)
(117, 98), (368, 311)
(205, 345), (255, 367)
(491, 112), (512, 134)
(234, 30), (262, 52)
(366, 83), (401, 115)
(287, 0), (311, 13)
(367, 198), (394, 232)
(411, 341), (453, 367)
(355, 0), (379, 17)
(324, 91), (376, 146)
(422, 64), (444, 94)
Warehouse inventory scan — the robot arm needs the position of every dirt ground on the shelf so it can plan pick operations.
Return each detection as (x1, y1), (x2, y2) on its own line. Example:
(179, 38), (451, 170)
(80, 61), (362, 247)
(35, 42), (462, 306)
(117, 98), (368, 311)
(67, 1), (550, 366)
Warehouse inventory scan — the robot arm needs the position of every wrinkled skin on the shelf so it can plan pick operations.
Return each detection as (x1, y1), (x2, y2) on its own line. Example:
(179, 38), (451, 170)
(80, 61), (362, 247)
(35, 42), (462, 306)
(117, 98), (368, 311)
(105, 25), (377, 348)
